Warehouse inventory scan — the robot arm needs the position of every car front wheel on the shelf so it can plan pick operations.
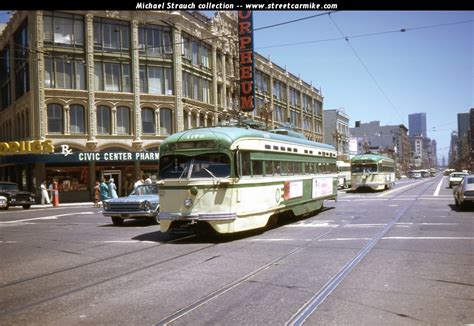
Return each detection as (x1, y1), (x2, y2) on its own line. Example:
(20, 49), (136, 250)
(111, 217), (124, 226)
(23, 205), (31, 209)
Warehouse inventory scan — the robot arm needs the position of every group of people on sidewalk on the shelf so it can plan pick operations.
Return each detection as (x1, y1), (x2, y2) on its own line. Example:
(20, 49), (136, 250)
(93, 178), (118, 208)
(92, 175), (157, 207)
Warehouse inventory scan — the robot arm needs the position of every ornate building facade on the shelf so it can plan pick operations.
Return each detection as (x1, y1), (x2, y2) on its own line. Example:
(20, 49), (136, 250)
(0, 11), (324, 202)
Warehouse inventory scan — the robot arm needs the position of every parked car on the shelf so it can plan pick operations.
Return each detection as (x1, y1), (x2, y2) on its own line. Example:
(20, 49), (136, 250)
(448, 172), (469, 188)
(102, 184), (160, 226)
(0, 195), (7, 209)
(0, 181), (36, 210)
(453, 175), (474, 209)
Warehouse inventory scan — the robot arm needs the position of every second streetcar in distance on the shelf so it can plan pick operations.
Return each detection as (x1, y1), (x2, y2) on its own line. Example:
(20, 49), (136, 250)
(157, 125), (338, 234)
(350, 154), (396, 191)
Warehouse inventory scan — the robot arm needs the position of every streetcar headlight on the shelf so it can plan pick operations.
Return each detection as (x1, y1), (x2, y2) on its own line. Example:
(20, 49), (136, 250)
(184, 196), (193, 208)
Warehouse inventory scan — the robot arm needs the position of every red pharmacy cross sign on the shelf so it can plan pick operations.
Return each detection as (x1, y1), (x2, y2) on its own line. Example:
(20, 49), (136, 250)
(238, 10), (255, 113)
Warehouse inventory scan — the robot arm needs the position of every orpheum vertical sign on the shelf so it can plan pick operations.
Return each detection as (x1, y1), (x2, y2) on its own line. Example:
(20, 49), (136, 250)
(238, 11), (255, 113)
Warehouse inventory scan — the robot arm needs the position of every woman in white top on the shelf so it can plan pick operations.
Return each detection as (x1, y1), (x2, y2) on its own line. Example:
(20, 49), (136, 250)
(40, 180), (50, 205)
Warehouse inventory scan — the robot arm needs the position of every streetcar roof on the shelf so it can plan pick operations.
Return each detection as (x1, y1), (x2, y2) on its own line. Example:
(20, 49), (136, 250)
(160, 126), (335, 152)
(351, 154), (395, 164)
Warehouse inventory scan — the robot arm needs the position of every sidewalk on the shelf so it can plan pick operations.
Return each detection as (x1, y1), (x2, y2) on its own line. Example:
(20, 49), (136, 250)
(31, 202), (97, 209)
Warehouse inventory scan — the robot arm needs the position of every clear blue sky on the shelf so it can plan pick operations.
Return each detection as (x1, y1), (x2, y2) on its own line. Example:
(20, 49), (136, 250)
(1, 11), (472, 162)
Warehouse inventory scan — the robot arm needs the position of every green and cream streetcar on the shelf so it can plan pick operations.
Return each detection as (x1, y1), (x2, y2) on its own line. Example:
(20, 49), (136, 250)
(350, 154), (396, 191)
(158, 124), (338, 234)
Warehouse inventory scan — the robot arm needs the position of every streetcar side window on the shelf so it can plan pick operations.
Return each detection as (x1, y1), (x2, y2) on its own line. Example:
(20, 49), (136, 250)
(252, 160), (263, 176)
(264, 161), (274, 176)
(240, 151), (251, 176)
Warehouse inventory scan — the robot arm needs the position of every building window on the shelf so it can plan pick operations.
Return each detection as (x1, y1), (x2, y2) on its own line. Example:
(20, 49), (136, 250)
(47, 103), (63, 133)
(97, 105), (111, 134)
(45, 57), (85, 90)
(70, 104), (85, 134)
(94, 61), (131, 92)
(289, 87), (300, 107)
(159, 108), (172, 135)
(181, 34), (211, 69)
(138, 24), (172, 56)
(43, 11), (84, 47)
(273, 80), (286, 101)
(182, 72), (212, 104)
(0, 46), (11, 110)
(14, 21), (29, 99)
(142, 108), (155, 134)
(117, 106), (130, 134)
(274, 104), (285, 123)
(290, 110), (300, 128)
(255, 70), (269, 94)
(139, 65), (173, 95)
(93, 18), (130, 52)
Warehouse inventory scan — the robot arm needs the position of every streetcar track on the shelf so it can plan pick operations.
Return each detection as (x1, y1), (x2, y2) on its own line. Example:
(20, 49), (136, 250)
(286, 176), (441, 325)
(0, 234), (194, 289)
(0, 235), (216, 317)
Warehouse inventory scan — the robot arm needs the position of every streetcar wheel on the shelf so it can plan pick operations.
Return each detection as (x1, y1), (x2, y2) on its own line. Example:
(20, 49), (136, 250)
(266, 215), (279, 229)
(111, 217), (124, 226)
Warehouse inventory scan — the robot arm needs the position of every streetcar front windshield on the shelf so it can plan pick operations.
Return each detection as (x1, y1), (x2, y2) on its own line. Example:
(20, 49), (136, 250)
(351, 164), (377, 173)
(160, 154), (230, 179)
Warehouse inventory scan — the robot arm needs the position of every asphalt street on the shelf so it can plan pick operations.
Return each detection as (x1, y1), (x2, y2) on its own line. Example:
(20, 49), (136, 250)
(0, 175), (473, 325)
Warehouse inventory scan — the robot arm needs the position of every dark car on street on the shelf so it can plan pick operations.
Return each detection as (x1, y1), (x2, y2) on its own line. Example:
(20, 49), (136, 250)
(0, 181), (36, 209)
(102, 184), (160, 226)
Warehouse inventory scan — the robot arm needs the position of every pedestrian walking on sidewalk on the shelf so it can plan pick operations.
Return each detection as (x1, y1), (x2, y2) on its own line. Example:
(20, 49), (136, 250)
(40, 180), (50, 205)
(93, 181), (101, 207)
(99, 179), (110, 202)
(108, 178), (118, 198)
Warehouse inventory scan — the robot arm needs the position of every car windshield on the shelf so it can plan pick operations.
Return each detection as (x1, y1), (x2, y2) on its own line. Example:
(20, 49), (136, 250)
(351, 164), (377, 173)
(0, 183), (18, 191)
(451, 173), (467, 178)
(160, 153), (230, 179)
(130, 184), (159, 196)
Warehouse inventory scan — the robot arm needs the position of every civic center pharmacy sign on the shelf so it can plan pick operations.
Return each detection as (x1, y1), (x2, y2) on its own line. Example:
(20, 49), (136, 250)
(76, 151), (159, 161)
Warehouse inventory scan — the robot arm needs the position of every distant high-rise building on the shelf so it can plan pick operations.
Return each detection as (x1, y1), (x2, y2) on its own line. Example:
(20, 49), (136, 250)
(408, 113), (427, 137)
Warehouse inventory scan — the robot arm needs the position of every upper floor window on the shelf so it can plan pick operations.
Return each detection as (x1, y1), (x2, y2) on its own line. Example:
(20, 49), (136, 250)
(94, 61), (131, 92)
(0, 47), (11, 110)
(47, 103), (63, 133)
(289, 87), (300, 107)
(182, 72), (212, 104)
(138, 24), (172, 56)
(70, 104), (85, 134)
(97, 105), (111, 134)
(45, 57), (85, 90)
(255, 70), (269, 94)
(181, 34), (211, 69)
(94, 17), (130, 52)
(273, 80), (287, 101)
(159, 108), (172, 135)
(139, 64), (173, 95)
(14, 22), (29, 99)
(43, 11), (84, 47)
(117, 106), (130, 134)
(142, 108), (155, 134)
